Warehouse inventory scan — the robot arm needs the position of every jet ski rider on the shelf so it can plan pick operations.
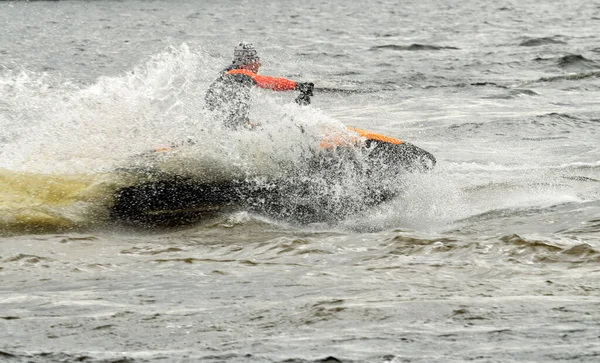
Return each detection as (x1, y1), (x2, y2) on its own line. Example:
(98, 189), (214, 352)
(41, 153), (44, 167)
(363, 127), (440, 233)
(204, 41), (314, 129)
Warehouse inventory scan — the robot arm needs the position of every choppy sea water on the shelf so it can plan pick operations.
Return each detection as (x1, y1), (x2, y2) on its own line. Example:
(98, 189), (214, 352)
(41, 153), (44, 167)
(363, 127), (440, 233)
(1, 0), (600, 362)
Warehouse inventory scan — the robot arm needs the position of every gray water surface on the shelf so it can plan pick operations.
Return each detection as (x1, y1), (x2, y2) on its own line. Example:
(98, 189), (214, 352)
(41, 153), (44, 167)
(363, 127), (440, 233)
(1, 0), (600, 362)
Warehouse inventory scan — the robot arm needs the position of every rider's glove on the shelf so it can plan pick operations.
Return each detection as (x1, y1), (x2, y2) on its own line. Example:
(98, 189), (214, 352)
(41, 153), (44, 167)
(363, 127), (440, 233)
(295, 82), (314, 96)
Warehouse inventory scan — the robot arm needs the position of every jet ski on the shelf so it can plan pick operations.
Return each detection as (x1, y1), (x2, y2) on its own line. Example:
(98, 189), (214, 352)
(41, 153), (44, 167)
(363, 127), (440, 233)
(110, 89), (436, 227)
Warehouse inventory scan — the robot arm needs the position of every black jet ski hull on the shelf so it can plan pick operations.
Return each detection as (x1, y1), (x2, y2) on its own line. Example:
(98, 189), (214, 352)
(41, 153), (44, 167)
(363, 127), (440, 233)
(111, 176), (243, 227)
(110, 131), (436, 228)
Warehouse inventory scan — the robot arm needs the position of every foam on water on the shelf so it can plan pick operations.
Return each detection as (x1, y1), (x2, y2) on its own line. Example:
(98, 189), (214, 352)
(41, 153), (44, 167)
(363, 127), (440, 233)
(0, 44), (348, 174)
(0, 36), (598, 235)
(0, 44), (393, 232)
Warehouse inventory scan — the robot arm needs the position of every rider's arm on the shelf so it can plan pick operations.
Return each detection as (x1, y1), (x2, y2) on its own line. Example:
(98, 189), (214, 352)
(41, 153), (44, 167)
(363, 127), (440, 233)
(227, 69), (297, 91)
(252, 75), (297, 91)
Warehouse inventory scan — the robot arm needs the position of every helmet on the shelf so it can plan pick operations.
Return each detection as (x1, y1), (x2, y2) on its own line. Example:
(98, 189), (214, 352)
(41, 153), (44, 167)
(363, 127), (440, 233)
(232, 42), (260, 66)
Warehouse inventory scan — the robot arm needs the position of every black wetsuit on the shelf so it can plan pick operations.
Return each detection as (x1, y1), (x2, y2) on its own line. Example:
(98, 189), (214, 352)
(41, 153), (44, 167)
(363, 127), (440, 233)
(205, 65), (254, 129)
(204, 65), (298, 129)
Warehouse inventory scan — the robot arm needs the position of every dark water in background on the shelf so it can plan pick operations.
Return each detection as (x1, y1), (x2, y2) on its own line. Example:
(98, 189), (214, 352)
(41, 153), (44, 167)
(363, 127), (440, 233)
(1, 0), (600, 362)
